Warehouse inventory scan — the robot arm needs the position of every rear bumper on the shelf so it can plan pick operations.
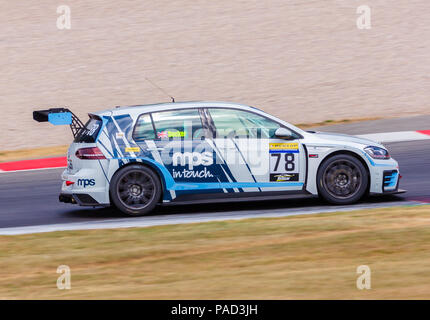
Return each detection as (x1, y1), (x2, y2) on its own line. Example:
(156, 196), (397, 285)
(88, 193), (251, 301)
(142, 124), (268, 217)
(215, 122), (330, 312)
(59, 194), (76, 204)
(59, 193), (107, 207)
(61, 168), (110, 205)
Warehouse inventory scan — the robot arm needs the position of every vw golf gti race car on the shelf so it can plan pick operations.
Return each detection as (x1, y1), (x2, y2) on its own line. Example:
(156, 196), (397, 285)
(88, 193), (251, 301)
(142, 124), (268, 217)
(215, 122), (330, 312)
(34, 101), (402, 216)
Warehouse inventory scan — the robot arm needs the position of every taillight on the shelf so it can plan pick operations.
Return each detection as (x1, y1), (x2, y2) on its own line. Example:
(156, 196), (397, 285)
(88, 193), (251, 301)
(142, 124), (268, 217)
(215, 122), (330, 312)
(75, 147), (106, 160)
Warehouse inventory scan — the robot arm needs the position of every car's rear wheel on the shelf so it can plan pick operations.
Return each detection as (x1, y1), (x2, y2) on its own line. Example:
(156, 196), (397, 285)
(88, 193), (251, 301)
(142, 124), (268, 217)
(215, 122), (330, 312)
(317, 154), (368, 205)
(110, 165), (161, 216)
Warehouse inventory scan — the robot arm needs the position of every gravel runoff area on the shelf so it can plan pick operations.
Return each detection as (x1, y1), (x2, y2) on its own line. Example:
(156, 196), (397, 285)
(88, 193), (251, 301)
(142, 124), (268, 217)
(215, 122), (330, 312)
(1, 1), (430, 151)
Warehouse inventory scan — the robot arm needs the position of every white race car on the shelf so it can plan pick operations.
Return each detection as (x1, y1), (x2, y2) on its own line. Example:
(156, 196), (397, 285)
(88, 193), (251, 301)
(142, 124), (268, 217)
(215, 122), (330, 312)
(34, 101), (403, 216)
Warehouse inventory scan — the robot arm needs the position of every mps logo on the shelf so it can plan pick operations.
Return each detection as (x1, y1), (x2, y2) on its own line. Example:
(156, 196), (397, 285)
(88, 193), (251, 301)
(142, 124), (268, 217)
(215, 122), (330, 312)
(77, 179), (96, 188)
(172, 152), (213, 170)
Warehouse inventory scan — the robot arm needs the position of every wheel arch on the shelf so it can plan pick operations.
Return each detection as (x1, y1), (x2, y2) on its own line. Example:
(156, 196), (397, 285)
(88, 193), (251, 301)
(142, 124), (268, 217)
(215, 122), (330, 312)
(317, 149), (371, 193)
(110, 160), (167, 201)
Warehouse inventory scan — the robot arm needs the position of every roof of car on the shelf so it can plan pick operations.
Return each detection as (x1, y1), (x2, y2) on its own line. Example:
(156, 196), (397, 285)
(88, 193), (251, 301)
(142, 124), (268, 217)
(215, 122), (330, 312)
(90, 100), (310, 137)
(94, 101), (261, 116)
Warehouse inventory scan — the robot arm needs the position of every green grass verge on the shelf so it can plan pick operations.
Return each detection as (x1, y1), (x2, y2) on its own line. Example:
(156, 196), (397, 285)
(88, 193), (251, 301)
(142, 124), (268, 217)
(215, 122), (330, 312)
(1, 205), (430, 299)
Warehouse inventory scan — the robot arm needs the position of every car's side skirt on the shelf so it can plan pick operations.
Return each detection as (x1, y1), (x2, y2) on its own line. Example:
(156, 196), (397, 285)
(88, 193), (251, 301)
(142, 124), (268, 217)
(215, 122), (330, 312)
(162, 190), (315, 206)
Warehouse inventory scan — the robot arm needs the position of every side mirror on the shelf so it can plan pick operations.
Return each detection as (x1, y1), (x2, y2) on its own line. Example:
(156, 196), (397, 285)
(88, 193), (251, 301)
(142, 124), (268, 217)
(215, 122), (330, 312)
(275, 127), (296, 140)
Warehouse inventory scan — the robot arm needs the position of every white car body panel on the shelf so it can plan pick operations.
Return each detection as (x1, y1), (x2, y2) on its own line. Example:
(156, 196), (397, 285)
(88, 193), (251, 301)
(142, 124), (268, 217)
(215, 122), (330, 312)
(59, 101), (400, 207)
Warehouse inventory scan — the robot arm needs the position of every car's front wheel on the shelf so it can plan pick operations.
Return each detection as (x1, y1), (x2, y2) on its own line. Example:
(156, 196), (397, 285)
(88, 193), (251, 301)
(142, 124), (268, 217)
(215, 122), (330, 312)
(110, 165), (162, 216)
(317, 154), (369, 205)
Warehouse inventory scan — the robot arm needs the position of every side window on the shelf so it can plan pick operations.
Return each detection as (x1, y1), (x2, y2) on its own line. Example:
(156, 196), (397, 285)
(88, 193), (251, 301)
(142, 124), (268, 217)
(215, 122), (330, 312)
(133, 114), (155, 141)
(152, 109), (204, 140)
(208, 108), (280, 139)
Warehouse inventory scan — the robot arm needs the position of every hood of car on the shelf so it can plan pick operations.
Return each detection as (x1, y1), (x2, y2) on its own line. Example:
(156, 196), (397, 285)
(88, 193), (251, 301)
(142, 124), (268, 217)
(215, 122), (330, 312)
(308, 131), (384, 148)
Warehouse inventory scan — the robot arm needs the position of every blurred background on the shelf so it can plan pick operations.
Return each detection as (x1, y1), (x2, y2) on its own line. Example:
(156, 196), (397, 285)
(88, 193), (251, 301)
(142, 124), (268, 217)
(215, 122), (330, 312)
(1, 0), (429, 150)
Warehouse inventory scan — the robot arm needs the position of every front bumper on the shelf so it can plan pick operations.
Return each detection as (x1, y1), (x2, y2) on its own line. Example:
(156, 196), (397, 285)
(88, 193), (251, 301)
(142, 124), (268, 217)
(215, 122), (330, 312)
(375, 169), (406, 195)
(372, 168), (402, 194)
(382, 169), (400, 193)
(364, 154), (406, 195)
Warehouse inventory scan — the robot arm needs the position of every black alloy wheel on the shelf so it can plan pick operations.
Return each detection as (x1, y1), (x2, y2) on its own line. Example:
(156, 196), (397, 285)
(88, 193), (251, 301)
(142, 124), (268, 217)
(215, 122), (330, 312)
(110, 165), (162, 216)
(317, 154), (369, 205)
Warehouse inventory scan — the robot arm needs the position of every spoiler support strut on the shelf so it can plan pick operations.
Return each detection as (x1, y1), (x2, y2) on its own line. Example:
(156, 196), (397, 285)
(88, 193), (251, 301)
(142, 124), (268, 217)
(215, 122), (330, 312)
(33, 108), (86, 138)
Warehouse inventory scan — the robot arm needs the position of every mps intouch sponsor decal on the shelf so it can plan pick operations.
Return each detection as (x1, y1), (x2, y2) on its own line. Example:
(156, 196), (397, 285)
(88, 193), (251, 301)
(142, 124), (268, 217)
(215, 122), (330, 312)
(172, 168), (214, 179)
(172, 152), (213, 169)
(172, 151), (214, 179)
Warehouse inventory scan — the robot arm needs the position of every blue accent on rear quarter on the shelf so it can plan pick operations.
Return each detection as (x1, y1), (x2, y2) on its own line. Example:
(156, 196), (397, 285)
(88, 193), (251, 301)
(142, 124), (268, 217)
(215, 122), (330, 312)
(114, 114), (135, 133)
(96, 117), (109, 142)
(48, 112), (72, 125)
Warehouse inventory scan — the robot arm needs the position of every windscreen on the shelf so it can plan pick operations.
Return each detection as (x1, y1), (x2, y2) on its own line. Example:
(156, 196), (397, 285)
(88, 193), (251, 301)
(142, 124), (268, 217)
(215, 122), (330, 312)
(74, 116), (103, 143)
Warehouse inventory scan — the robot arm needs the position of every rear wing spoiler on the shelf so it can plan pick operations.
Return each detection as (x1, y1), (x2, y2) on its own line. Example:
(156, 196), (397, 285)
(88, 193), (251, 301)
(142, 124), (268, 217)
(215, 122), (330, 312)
(33, 108), (85, 138)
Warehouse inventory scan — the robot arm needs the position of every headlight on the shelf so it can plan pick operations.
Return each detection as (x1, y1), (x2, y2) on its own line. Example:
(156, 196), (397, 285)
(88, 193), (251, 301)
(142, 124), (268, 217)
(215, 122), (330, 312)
(364, 146), (390, 159)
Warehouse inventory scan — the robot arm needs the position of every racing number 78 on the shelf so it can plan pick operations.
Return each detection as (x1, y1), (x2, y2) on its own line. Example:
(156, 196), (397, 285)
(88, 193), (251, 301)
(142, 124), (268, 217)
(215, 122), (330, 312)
(271, 153), (295, 171)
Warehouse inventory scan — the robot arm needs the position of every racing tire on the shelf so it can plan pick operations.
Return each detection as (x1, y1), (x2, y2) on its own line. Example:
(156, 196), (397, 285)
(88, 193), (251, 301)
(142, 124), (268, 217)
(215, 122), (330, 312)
(317, 154), (369, 205)
(110, 164), (162, 216)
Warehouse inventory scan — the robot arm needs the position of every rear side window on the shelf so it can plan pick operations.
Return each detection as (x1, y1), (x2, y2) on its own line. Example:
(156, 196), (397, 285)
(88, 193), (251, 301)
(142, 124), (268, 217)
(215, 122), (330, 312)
(133, 114), (155, 141)
(74, 117), (103, 143)
(152, 109), (204, 140)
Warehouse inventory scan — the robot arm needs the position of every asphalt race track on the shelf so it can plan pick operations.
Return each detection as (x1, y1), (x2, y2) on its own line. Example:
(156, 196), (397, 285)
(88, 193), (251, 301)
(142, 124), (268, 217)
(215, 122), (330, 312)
(1, 119), (429, 234)
(0, 116), (430, 234)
